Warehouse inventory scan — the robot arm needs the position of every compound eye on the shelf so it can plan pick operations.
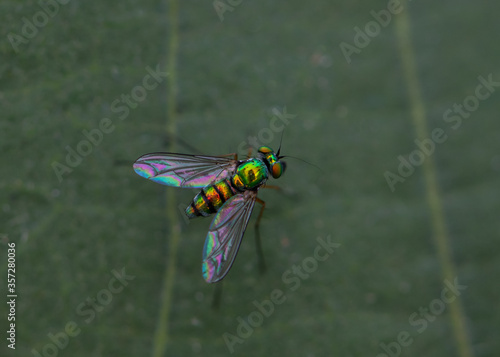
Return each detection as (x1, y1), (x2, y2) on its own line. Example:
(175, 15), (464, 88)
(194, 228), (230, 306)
(271, 162), (284, 178)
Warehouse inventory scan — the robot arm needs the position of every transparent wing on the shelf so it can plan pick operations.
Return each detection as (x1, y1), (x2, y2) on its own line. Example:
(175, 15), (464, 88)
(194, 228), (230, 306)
(202, 191), (258, 283)
(133, 152), (237, 188)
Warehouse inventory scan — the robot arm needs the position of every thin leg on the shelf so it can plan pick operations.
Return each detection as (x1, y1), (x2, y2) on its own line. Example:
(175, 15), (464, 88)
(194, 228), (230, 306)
(254, 197), (267, 275)
(247, 147), (253, 159)
(211, 281), (223, 310)
(262, 184), (282, 191)
(163, 132), (204, 154)
(218, 152), (238, 160)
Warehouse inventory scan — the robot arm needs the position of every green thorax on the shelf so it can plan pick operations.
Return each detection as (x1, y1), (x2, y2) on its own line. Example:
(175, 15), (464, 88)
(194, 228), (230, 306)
(232, 159), (268, 190)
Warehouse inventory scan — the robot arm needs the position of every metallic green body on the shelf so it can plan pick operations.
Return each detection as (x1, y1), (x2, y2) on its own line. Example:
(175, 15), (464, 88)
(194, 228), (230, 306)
(233, 159), (268, 190)
(186, 158), (268, 218)
(134, 145), (286, 283)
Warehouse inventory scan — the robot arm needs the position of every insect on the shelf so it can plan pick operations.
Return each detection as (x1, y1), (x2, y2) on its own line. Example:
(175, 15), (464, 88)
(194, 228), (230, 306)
(133, 145), (286, 283)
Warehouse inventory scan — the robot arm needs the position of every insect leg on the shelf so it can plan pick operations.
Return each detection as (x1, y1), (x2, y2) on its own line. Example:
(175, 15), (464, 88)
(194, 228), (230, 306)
(217, 152), (238, 161)
(162, 132), (204, 154)
(211, 281), (223, 310)
(254, 197), (267, 275)
(262, 184), (282, 191)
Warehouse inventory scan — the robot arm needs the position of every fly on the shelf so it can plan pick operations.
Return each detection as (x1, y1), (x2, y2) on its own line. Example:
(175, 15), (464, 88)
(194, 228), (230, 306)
(133, 145), (286, 283)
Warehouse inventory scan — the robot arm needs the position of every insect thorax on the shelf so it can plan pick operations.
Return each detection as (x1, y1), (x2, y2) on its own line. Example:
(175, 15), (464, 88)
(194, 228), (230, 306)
(234, 159), (268, 190)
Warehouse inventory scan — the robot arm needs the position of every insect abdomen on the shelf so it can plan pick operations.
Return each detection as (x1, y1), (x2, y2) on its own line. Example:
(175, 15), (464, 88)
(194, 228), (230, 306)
(186, 179), (239, 218)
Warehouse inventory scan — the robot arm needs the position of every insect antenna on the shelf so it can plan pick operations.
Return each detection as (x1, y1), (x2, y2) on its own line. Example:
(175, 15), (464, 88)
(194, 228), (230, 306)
(275, 129), (323, 173)
(276, 129), (285, 157)
(280, 154), (324, 174)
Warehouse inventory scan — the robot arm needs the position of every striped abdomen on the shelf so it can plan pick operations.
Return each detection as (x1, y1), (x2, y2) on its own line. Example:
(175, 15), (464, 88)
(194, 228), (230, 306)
(186, 178), (241, 218)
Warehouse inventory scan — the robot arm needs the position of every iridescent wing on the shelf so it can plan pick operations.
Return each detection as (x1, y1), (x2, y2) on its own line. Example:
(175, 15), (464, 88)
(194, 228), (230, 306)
(202, 191), (258, 283)
(133, 153), (237, 188)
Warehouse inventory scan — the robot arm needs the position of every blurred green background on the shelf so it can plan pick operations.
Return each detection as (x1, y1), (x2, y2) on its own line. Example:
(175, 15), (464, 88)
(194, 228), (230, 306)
(1, 0), (498, 356)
